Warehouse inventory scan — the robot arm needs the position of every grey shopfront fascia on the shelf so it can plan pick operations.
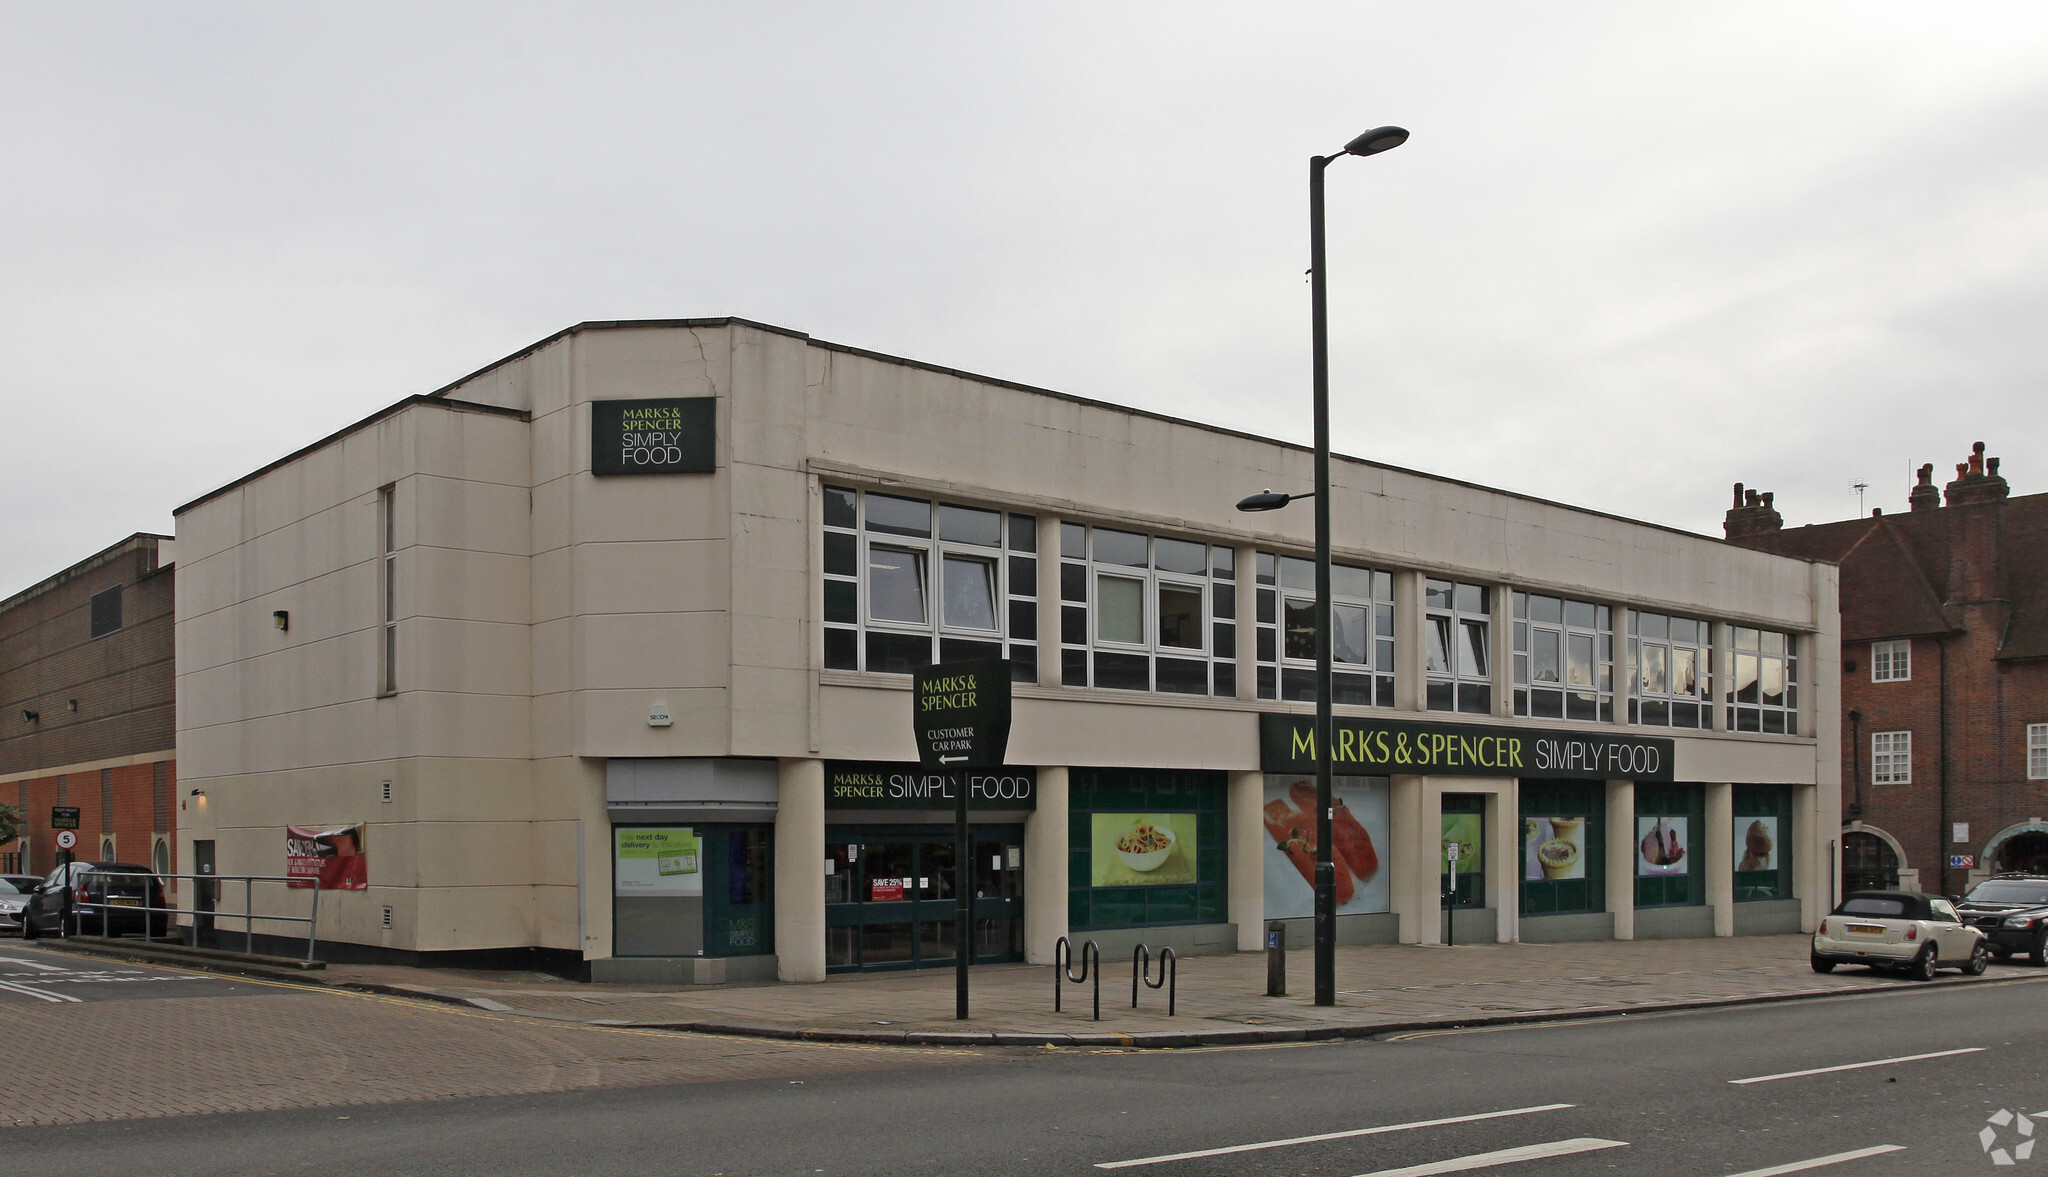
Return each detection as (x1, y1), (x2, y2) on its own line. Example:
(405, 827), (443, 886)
(600, 757), (781, 984)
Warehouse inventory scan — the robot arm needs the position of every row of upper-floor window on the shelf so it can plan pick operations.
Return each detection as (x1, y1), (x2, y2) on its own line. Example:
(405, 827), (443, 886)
(1867, 724), (2048, 784)
(819, 485), (1805, 733)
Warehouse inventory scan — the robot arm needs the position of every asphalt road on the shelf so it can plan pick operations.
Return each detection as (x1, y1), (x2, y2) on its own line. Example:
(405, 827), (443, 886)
(0, 941), (269, 1004)
(8, 971), (2047, 1177)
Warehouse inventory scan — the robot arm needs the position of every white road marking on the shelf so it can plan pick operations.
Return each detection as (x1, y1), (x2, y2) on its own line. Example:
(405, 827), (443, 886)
(1729, 1047), (1984, 1084)
(0, 979), (82, 1003)
(0, 957), (69, 971)
(1717, 1144), (1906, 1176)
(1093, 1103), (1574, 1168)
(1345, 1137), (1628, 1177)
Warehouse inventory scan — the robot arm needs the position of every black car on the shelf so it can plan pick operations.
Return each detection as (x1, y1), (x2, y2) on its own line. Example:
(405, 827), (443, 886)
(20, 862), (170, 940)
(1956, 874), (2048, 964)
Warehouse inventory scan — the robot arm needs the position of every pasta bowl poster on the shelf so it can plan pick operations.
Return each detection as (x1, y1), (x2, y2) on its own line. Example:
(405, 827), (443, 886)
(1262, 776), (1390, 918)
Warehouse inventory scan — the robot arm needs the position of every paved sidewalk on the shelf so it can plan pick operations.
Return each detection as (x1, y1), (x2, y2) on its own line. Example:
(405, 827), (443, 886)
(276, 933), (2044, 1047)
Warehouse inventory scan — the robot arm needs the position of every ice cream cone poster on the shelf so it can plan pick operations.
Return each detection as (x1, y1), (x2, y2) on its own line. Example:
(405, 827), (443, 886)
(1262, 776), (1391, 918)
(1523, 816), (1586, 881)
(1636, 816), (1689, 877)
(1737, 816), (1778, 872)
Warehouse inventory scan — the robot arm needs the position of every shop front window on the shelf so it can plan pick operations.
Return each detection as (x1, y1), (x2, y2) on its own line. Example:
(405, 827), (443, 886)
(1441, 795), (1485, 910)
(1633, 785), (1703, 908)
(1520, 782), (1604, 917)
(612, 824), (773, 958)
(1734, 786), (1792, 901)
(1070, 768), (1226, 930)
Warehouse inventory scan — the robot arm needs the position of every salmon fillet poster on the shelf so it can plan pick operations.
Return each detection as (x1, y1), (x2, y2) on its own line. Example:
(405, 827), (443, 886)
(286, 824), (368, 890)
(1262, 777), (1390, 917)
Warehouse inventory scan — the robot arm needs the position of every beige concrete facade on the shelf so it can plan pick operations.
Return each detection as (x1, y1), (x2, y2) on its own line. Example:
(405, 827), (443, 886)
(174, 319), (1840, 977)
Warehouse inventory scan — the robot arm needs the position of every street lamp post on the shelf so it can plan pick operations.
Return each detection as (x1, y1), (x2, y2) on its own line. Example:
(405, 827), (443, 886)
(1239, 125), (1407, 1008)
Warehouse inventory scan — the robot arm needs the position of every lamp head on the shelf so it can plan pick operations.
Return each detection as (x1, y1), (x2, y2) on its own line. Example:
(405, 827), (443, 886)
(1343, 126), (1410, 157)
(1236, 490), (1296, 512)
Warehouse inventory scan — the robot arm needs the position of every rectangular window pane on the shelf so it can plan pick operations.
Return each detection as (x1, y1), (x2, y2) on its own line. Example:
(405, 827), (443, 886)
(1154, 537), (1206, 575)
(1735, 654), (1760, 703)
(865, 631), (931, 675)
(1425, 578), (1453, 609)
(824, 531), (857, 577)
(1530, 595), (1562, 624)
(1641, 644), (1668, 694)
(1094, 528), (1147, 567)
(1256, 626), (1276, 663)
(1060, 561), (1087, 602)
(1008, 554), (1037, 594)
(1333, 604), (1368, 665)
(1257, 587), (1276, 625)
(1332, 564), (1373, 599)
(1426, 680), (1454, 711)
(1213, 662), (1236, 698)
(942, 555), (998, 630)
(1212, 583), (1236, 619)
(1213, 621), (1236, 659)
(1008, 646), (1036, 681)
(824, 627), (858, 670)
(1157, 584), (1203, 649)
(823, 486), (857, 529)
(1457, 683), (1490, 715)
(1670, 647), (1696, 697)
(1566, 633), (1593, 687)
(1533, 629), (1561, 683)
(1008, 513), (1037, 552)
(1063, 648), (1088, 686)
(1256, 551), (1276, 585)
(865, 493), (930, 537)
(1060, 522), (1086, 558)
(940, 637), (1001, 664)
(1670, 617), (1698, 644)
(938, 504), (1001, 547)
(1155, 657), (1207, 695)
(1282, 667), (1316, 702)
(1760, 658), (1785, 707)
(1641, 612), (1668, 640)
(867, 545), (927, 623)
(1426, 616), (1452, 674)
(1279, 556), (1315, 591)
(1455, 583), (1488, 615)
(1211, 545), (1235, 577)
(1096, 575), (1144, 644)
(1009, 598), (1037, 641)
(1284, 597), (1316, 660)
(1459, 621), (1489, 678)
(824, 580), (857, 624)
(1094, 651), (1149, 690)
(1564, 599), (1596, 628)
(1062, 605), (1087, 646)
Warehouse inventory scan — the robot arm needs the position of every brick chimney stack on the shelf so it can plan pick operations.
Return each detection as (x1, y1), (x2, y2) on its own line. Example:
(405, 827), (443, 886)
(1723, 482), (1784, 543)
(1944, 441), (2010, 508)
(1908, 463), (1941, 513)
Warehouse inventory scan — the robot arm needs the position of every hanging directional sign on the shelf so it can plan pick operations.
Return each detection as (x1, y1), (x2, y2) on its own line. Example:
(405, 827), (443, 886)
(50, 806), (80, 831)
(912, 659), (1012, 769)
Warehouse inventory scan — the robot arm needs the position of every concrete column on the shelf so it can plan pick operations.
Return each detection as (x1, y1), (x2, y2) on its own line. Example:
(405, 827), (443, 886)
(1415, 780), (1444, 945)
(1395, 570), (1427, 712)
(1489, 583), (1512, 716)
(1605, 779), (1635, 940)
(774, 758), (826, 982)
(1228, 769), (1265, 949)
(1793, 782), (1826, 932)
(1488, 785), (1519, 942)
(1037, 516), (1063, 688)
(1023, 766), (1070, 963)
(1706, 782), (1735, 936)
(1235, 544), (1259, 701)
(1389, 774), (1425, 942)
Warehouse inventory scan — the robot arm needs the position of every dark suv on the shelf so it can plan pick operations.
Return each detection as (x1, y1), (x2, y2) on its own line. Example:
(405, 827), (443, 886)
(1957, 874), (2048, 965)
(20, 862), (169, 940)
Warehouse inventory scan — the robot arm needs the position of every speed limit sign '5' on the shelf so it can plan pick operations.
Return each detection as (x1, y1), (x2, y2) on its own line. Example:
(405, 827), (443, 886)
(55, 829), (77, 850)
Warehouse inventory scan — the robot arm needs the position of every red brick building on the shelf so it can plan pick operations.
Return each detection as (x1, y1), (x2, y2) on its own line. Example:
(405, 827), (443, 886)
(1, 534), (178, 877)
(1726, 445), (2048, 899)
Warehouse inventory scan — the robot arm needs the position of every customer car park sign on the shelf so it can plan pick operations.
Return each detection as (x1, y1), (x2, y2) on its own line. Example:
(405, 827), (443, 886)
(912, 659), (1012, 770)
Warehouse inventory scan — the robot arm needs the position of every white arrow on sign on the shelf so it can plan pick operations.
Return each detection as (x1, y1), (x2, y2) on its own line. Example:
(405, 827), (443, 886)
(939, 756), (968, 764)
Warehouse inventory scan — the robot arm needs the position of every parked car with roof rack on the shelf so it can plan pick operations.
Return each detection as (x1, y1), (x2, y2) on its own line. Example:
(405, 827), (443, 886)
(1811, 890), (1988, 980)
(1956, 873), (2048, 965)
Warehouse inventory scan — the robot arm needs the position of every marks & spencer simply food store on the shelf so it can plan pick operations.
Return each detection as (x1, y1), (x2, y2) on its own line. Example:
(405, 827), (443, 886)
(173, 318), (1840, 982)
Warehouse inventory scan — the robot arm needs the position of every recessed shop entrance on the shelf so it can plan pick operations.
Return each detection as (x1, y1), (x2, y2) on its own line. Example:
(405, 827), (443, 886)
(824, 824), (1024, 972)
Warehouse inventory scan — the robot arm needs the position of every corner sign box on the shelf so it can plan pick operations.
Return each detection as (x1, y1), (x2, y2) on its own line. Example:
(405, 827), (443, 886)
(912, 658), (1012, 769)
(590, 397), (715, 475)
(826, 761), (1037, 811)
(1258, 713), (1675, 782)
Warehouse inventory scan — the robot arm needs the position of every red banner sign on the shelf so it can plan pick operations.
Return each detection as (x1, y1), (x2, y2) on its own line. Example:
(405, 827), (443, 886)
(287, 824), (368, 890)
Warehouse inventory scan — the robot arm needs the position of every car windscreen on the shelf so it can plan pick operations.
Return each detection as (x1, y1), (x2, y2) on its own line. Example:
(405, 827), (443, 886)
(1838, 897), (1908, 916)
(0, 880), (20, 895)
(1966, 881), (2048, 905)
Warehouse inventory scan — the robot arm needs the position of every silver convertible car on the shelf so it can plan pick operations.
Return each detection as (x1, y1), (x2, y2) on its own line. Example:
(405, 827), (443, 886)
(1812, 890), (1989, 980)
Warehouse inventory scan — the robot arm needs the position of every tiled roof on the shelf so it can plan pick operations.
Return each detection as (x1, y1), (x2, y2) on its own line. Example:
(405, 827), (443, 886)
(1736, 492), (2048, 659)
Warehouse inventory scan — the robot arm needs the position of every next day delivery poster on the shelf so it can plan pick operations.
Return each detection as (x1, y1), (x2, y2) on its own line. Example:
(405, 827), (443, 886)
(614, 828), (703, 896)
(1263, 776), (1390, 918)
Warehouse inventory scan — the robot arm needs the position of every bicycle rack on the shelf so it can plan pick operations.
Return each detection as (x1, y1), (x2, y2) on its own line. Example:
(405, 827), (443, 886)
(1131, 944), (1177, 1016)
(1054, 936), (1101, 1021)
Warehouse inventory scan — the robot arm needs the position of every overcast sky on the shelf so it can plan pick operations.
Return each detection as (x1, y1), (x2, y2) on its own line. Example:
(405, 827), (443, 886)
(5, 3), (2045, 597)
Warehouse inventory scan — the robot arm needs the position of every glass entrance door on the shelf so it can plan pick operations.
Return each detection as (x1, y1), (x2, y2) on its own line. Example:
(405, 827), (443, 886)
(825, 825), (1024, 972)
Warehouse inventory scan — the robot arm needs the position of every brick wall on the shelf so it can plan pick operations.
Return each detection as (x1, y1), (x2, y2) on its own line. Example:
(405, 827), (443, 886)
(5, 760), (177, 876)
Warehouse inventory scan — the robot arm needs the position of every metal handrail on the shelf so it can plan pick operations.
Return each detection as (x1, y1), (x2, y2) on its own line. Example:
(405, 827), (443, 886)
(1054, 936), (1100, 1021)
(1131, 943), (1176, 1016)
(59, 866), (323, 965)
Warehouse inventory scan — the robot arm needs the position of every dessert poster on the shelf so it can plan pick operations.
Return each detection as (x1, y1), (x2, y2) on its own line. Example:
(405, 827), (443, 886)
(1090, 813), (1198, 887)
(1523, 816), (1587, 881)
(1636, 816), (1689, 876)
(1263, 776), (1390, 918)
(1738, 816), (1779, 872)
(1441, 813), (1483, 875)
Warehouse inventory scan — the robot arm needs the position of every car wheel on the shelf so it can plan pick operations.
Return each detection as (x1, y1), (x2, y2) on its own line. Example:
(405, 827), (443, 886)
(1965, 942), (1991, 976)
(2029, 936), (2047, 967)
(1810, 952), (1836, 974)
(20, 916), (37, 941)
(1908, 944), (1939, 982)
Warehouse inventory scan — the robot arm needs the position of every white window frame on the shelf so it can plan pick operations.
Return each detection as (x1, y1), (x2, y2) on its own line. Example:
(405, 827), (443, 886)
(2029, 723), (2048, 781)
(1871, 639), (1911, 683)
(1872, 730), (1912, 785)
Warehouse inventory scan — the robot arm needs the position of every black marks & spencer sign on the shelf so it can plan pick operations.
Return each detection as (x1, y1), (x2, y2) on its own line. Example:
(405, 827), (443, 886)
(912, 659), (1012, 769)
(1259, 713), (1675, 782)
(590, 398), (715, 475)
(824, 762), (1036, 811)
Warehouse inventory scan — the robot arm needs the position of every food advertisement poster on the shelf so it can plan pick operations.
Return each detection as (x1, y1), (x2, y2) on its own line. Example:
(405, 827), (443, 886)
(1441, 813), (1483, 875)
(1523, 816), (1587, 881)
(1636, 816), (1689, 877)
(1738, 817), (1779, 872)
(285, 824), (368, 890)
(614, 828), (704, 896)
(1091, 814), (1198, 887)
(1263, 776), (1390, 918)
